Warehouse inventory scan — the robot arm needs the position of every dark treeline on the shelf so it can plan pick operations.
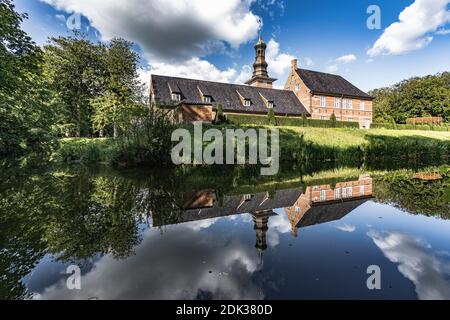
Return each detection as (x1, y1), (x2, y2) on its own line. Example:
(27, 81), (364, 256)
(1, 0), (148, 159)
(369, 72), (450, 124)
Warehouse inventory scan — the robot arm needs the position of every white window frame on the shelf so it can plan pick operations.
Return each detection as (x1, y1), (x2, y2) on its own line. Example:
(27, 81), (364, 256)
(320, 116), (326, 120)
(342, 98), (347, 109)
(320, 190), (327, 201)
(171, 93), (181, 102)
(348, 117), (353, 122)
(244, 99), (251, 107)
(346, 187), (353, 198)
(203, 96), (212, 104)
(320, 96), (326, 107)
(268, 102), (274, 109)
(295, 84), (301, 92)
(243, 194), (252, 201)
(360, 101), (365, 111)
(335, 188), (342, 200)
(334, 97), (341, 109)
(348, 99), (353, 110)
(360, 185), (365, 196)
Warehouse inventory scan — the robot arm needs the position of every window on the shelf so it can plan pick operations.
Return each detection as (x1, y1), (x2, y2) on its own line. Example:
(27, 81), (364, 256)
(343, 187), (353, 198)
(335, 188), (342, 200)
(334, 97), (341, 108)
(348, 99), (353, 110)
(203, 96), (212, 104)
(243, 194), (252, 202)
(295, 207), (301, 213)
(360, 185), (365, 196)
(314, 108), (319, 113)
(360, 101), (365, 111)
(295, 84), (301, 92)
(268, 102), (274, 109)
(320, 190), (327, 201)
(342, 98), (347, 109)
(171, 93), (181, 102)
(244, 99), (251, 107)
(348, 117), (353, 122)
(320, 116), (326, 120)
(320, 96), (326, 107)
(336, 117), (341, 121)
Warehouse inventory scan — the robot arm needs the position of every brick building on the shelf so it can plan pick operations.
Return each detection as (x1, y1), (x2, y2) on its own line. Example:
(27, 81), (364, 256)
(150, 34), (309, 123)
(285, 59), (374, 128)
(150, 34), (372, 127)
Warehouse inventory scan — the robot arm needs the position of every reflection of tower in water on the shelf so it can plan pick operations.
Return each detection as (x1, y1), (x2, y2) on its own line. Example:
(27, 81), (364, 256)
(252, 211), (274, 256)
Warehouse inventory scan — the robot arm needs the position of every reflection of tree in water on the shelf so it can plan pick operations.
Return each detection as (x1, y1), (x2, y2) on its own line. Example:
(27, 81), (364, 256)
(373, 167), (450, 218)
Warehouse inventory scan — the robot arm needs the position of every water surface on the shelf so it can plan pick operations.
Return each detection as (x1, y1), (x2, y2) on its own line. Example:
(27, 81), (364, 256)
(1, 164), (449, 300)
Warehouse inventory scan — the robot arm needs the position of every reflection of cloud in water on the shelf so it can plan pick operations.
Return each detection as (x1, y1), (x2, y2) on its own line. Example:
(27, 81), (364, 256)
(183, 218), (219, 231)
(267, 212), (292, 248)
(336, 223), (356, 233)
(35, 220), (263, 300)
(368, 230), (450, 300)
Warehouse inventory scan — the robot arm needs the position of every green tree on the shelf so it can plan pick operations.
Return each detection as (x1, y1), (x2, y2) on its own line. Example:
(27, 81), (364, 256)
(330, 113), (337, 127)
(0, 0), (55, 158)
(43, 35), (105, 137)
(92, 38), (145, 138)
(370, 72), (450, 123)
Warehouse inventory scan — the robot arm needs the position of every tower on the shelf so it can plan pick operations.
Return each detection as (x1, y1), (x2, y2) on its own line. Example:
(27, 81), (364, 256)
(245, 32), (277, 88)
(252, 211), (273, 253)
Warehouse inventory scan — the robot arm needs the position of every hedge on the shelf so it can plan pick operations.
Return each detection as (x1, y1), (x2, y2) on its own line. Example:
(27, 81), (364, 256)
(226, 114), (359, 128)
(371, 122), (450, 131)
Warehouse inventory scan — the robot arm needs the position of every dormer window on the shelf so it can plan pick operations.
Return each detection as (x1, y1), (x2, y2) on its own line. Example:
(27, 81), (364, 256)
(244, 99), (251, 107)
(243, 194), (252, 202)
(171, 93), (181, 102)
(203, 96), (212, 104)
(268, 101), (274, 109)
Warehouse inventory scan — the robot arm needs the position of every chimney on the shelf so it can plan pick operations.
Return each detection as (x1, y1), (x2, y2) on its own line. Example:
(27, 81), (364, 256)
(291, 59), (298, 70)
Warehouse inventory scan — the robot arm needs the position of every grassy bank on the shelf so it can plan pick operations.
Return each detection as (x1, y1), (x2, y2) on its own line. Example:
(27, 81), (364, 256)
(54, 126), (450, 168)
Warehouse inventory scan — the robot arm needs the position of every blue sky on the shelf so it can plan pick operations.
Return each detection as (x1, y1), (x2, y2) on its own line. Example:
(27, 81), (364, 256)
(13, 0), (450, 91)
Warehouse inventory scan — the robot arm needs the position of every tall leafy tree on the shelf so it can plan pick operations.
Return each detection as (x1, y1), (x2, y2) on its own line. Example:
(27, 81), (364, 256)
(370, 72), (450, 123)
(0, 0), (55, 158)
(92, 38), (146, 138)
(43, 35), (105, 137)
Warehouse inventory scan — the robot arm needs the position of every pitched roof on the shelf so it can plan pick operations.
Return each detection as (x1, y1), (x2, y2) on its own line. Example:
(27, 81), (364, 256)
(297, 198), (371, 228)
(151, 75), (310, 116)
(296, 69), (372, 100)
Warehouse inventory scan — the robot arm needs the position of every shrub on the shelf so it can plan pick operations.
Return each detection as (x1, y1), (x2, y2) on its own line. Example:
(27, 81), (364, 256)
(226, 114), (358, 128)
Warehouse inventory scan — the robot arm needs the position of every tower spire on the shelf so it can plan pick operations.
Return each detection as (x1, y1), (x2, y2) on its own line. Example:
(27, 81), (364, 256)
(245, 21), (277, 89)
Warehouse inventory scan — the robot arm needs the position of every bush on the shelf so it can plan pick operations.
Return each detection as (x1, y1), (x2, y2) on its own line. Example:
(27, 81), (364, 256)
(371, 122), (450, 132)
(226, 114), (359, 128)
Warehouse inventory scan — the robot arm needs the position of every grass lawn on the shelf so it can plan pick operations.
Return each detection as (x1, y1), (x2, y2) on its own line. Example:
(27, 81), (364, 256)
(268, 126), (450, 148)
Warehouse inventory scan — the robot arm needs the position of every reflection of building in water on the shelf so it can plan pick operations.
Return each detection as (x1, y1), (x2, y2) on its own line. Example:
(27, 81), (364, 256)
(286, 175), (373, 237)
(252, 211), (274, 253)
(153, 175), (373, 252)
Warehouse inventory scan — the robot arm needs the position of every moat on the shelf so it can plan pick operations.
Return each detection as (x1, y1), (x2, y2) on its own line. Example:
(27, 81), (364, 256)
(1, 164), (450, 300)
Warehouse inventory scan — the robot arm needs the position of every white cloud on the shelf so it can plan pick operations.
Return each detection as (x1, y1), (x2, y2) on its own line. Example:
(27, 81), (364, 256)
(265, 38), (296, 87)
(303, 57), (314, 67)
(436, 28), (450, 35)
(326, 54), (357, 73)
(368, 230), (450, 300)
(35, 221), (263, 300)
(55, 14), (66, 22)
(140, 57), (253, 87)
(42, 0), (260, 62)
(335, 54), (357, 64)
(336, 223), (356, 233)
(326, 64), (339, 73)
(368, 0), (450, 57)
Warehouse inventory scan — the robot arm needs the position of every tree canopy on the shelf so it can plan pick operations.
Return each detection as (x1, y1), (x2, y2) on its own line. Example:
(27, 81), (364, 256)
(370, 72), (450, 124)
